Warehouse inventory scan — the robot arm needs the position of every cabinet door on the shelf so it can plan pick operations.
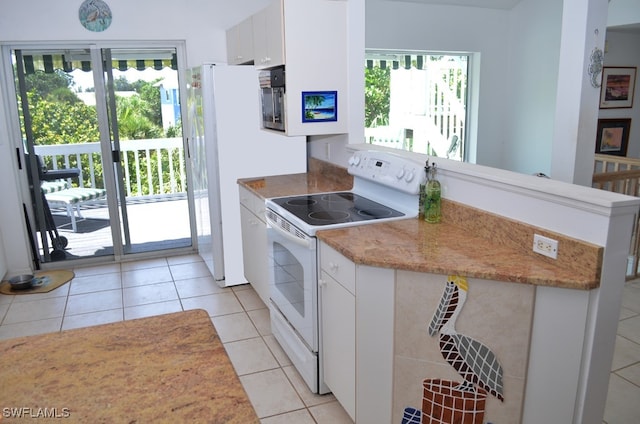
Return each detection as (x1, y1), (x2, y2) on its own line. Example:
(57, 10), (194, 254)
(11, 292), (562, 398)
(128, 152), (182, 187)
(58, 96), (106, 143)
(320, 271), (355, 420)
(253, 0), (284, 68)
(240, 205), (269, 305)
(226, 24), (241, 65)
(227, 17), (254, 65)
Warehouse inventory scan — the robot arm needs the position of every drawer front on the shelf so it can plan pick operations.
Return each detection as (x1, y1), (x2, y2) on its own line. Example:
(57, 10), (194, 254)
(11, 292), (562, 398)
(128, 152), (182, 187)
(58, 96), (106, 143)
(320, 242), (355, 295)
(238, 185), (265, 221)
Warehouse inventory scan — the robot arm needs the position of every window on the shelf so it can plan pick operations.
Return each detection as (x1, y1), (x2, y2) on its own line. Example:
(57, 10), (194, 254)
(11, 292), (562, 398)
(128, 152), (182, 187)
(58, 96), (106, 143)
(364, 51), (469, 161)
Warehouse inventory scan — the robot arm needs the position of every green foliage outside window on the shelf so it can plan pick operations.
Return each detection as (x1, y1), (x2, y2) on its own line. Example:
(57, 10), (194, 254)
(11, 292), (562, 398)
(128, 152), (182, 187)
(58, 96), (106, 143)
(19, 70), (185, 195)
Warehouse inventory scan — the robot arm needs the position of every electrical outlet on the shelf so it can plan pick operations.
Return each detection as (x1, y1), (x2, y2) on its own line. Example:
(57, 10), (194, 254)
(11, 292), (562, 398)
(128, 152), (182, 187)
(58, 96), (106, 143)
(533, 234), (558, 259)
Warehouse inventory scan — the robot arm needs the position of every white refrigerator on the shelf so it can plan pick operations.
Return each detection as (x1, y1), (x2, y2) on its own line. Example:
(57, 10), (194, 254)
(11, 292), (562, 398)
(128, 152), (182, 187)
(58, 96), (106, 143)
(186, 64), (306, 287)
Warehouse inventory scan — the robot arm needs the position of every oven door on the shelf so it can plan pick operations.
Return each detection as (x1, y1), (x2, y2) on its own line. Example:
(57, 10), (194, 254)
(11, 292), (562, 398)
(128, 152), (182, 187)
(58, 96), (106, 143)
(266, 213), (318, 351)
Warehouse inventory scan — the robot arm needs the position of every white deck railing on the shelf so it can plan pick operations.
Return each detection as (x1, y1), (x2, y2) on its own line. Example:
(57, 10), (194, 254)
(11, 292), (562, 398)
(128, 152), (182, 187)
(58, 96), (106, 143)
(34, 138), (186, 199)
(366, 63), (466, 160)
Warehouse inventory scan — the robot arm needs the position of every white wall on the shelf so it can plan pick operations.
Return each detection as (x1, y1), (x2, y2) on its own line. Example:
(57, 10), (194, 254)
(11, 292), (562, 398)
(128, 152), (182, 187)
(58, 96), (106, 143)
(599, 30), (640, 158)
(505, 0), (562, 176)
(364, 0), (510, 169)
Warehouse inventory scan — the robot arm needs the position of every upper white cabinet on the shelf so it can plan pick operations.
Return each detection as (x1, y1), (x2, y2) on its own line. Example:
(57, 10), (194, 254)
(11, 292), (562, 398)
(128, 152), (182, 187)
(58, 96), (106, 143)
(252, 0), (285, 69)
(226, 16), (254, 65)
(226, 0), (348, 136)
(282, 0), (348, 135)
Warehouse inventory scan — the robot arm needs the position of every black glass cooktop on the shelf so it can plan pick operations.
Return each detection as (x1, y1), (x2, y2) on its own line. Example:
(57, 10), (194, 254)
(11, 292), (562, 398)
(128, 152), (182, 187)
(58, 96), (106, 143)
(271, 192), (405, 226)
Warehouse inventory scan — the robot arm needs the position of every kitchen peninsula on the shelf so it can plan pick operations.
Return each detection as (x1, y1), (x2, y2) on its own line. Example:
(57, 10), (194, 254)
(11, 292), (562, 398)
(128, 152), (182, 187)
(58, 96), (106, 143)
(238, 145), (640, 423)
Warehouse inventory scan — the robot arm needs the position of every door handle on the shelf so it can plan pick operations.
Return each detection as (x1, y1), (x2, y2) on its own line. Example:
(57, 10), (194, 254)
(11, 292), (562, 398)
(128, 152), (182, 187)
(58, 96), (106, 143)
(112, 149), (121, 163)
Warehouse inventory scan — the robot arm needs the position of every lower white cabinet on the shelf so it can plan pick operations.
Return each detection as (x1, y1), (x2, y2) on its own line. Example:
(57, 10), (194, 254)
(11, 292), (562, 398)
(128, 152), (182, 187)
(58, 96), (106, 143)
(239, 186), (270, 305)
(320, 244), (356, 421)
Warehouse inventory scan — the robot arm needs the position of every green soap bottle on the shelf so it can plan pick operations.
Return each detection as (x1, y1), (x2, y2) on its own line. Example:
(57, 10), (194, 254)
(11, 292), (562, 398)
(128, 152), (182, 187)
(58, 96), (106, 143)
(418, 161), (428, 220)
(424, 163), (441, 223)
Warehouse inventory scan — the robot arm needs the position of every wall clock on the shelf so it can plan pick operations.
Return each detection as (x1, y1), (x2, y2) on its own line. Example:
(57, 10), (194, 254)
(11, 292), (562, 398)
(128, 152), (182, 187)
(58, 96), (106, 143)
(78, 0), (113, 32)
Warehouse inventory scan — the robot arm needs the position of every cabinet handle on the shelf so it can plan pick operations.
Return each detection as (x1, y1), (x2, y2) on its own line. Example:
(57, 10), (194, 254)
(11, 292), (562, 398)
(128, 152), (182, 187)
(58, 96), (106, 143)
(319, 279), (327, 288)
(329, 262), (339, 272)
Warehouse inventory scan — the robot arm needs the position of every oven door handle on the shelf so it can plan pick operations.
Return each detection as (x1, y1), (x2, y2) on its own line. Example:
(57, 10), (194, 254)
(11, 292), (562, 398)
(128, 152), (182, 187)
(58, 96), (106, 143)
(266, 216), (314, 250)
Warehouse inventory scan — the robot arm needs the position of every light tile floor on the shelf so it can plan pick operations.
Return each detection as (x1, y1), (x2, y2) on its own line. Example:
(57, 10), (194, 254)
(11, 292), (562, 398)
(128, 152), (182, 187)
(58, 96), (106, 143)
(1, 256), (639, 423)
(0, 255), (352, 424)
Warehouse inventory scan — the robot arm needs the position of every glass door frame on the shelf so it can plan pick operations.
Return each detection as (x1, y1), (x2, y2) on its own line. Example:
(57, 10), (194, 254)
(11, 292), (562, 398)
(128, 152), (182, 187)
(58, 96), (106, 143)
(1, 40), (197, 266)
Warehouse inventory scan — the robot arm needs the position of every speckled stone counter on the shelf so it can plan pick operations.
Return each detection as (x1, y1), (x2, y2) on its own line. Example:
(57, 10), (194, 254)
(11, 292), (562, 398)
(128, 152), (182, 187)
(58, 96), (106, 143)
(238, 157), (353, 198)
(316, 209), (601, 290)
(238, 160), (603, 290)
(0, 310), (259, 423)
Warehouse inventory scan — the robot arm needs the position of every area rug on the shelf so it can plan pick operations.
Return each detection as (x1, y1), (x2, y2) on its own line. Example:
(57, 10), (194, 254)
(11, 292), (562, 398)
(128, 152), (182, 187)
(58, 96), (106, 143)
(0, 309), (259, 423)
(0, 269), (74, 295)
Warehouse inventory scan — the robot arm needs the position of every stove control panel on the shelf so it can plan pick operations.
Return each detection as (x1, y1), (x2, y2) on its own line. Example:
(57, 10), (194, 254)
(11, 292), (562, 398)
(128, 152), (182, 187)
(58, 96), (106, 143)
(348, 150), (427, 194)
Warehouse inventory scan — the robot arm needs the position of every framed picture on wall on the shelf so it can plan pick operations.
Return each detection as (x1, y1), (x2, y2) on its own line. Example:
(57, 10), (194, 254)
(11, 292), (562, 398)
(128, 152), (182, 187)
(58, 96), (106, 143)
(595, 118), (631, 156)
(599, 67), (637, 109)
(302, 91), (337, 123)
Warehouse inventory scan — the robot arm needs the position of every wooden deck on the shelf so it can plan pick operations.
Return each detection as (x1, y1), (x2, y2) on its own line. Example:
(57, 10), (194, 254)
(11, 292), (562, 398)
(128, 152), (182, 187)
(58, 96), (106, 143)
(38, 196), (193, 262)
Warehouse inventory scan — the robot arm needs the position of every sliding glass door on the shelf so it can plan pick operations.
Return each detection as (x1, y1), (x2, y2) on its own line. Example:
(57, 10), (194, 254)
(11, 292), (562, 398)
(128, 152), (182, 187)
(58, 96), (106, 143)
(8, 43), (193, 265)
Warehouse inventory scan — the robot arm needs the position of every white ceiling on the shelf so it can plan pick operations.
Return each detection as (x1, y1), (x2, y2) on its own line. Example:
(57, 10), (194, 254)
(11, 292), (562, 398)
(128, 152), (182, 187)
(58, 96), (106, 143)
(379, 0), (522, 10)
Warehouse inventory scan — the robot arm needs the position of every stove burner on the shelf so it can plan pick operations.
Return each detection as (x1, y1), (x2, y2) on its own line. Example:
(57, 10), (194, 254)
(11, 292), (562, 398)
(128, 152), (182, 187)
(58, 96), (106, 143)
(321, 193), (355, 203)
(269, 191), (406, 228)
(357, 208), (394, 219)
(309, 210), (350, 221)
(287, 198), (317, 207)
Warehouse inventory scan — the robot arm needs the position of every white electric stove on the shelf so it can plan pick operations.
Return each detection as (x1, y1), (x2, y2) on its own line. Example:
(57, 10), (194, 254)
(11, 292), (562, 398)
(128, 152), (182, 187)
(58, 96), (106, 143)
(265, 150), (426, 394)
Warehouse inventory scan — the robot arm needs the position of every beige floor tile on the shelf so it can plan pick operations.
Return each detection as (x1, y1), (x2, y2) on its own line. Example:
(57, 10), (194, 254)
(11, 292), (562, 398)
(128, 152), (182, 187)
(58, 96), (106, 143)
(3, 296), (67, 324)
(120, 257), (168, 271)
(308, 400), (353, 423)
(248, 308), (272, 336)
(65, 289), (123, 316)
(123, 281), (178, 308)
(10, 283), (70, 303)
(124, 300), (183, 320)
(282, 365), (336, 407)
(181, 292), (244, 317)
(224, 337), (280, 376)
(236, 287), (267, 311)
(0, 294), (14, 305)
(169, 261), (212, 280)
(69, 273), (122, 295)
(617, 315), (640, 345)
(260, 409), (315, 424)
(239, 368), (305, 418)
(616, 362), (640, 387)
(0, 303), (9, 323)
(603, 373), (640, 424)
(121, 266), (173, 287)
(72, 263), (121, 277)
(611, 334), (640, 371)
(232, 283), (252, 292)
(0, 317), (62, 340)
(166, 254), (202, 265)
(62, 308), (123, 331)
(263, 334), (292, 367)
(174, 275), (229, 298)
(211, 312), (260, 343)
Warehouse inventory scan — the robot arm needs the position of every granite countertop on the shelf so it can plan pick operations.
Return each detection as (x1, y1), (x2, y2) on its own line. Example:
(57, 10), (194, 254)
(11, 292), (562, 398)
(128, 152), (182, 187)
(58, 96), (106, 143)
(0, 310), (259, 423)
(238, 159), (602, 290)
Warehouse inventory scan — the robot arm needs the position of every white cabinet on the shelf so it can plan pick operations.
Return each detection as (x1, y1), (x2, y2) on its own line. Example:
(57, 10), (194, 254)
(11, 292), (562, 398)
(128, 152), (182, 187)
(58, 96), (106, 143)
(251, 0), (349, 136)
(319, 241), (395, 422)
(239, 186), (270, 305)
(252, 0), (285, 69)
(319, 242), (356, 421)
(226, 16), (254, 65)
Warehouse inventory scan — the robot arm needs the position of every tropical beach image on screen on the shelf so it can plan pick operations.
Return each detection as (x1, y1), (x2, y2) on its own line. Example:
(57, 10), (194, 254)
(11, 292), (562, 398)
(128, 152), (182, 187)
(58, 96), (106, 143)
(302, 91), (337, 122)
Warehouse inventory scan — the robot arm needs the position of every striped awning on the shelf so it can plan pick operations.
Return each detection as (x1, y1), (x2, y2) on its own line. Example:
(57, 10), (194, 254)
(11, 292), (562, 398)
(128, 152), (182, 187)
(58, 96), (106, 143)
(19, 52), (178, 74)
(366, 55), (426, 70)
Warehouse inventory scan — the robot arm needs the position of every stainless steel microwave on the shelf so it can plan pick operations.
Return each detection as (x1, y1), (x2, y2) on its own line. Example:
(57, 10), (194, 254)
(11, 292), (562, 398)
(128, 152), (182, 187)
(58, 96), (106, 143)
(259, 66), (286, 132)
